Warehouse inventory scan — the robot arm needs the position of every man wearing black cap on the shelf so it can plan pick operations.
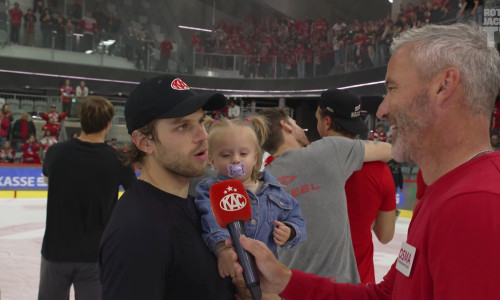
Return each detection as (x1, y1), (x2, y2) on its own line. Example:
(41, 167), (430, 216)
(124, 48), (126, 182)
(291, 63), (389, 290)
(316, 89), (397, 284)
(99, 76), (235, 300)
(258, 90), (392, 284)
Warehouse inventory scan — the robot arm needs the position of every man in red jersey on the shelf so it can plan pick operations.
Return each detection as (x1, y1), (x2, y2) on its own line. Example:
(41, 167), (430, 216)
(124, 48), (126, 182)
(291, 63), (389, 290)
(232, 23), (500, 300)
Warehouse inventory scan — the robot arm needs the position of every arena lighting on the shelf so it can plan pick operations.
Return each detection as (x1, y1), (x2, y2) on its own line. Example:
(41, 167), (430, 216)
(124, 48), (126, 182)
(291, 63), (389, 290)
(178, 25), (213, 33)
(388, 0), (393, 3)
(0, 69), (385, 93)
(194, 80), (386, 95)
(0, 69), (139, 85)
(100, 39), (116, 46)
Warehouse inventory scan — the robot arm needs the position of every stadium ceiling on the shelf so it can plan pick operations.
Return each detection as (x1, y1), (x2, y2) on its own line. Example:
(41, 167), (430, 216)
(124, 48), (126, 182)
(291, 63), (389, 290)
(329, 0), (392, 22)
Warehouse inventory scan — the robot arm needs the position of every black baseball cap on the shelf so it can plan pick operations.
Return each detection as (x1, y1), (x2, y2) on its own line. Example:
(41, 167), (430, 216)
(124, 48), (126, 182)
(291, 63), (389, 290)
(125, 75), (226, 134)
(318, 89), (368, 136)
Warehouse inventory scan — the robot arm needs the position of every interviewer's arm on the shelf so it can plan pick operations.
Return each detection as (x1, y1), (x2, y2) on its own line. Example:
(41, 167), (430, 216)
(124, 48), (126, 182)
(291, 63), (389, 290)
(235, 236), (395, 300)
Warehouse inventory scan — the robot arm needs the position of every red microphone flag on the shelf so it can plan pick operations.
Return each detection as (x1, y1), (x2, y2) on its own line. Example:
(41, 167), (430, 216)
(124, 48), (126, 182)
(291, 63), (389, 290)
(209, 180), (252, 228)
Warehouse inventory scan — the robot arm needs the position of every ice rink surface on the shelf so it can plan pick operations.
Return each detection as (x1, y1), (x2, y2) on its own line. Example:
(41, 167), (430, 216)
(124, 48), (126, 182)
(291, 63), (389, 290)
(0, 197), (409, 300)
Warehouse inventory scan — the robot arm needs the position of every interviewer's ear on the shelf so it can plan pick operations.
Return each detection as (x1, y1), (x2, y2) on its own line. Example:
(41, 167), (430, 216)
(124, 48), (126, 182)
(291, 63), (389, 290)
(435, 67), (460, 106)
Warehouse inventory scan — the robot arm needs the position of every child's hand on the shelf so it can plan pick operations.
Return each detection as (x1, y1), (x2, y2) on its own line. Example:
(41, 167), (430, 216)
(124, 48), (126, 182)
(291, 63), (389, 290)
(217, 246), (237, 278)
(273, 220), (291, 246)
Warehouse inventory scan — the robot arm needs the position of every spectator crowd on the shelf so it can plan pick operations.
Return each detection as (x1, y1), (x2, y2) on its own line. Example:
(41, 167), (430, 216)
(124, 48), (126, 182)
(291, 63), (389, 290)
(7, 0), (491, 77)
(191, 0), (485, 78)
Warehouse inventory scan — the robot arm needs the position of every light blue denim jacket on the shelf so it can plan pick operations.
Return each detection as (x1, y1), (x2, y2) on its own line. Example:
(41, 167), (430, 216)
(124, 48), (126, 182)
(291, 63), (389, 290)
(194, 170), (306, 258)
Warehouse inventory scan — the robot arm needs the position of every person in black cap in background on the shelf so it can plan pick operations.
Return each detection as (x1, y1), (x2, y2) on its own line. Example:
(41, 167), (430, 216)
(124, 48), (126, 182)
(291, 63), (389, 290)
(316, 89), (397, 284)
(99, 75), (235, 300)
(257, 90), (392, 284)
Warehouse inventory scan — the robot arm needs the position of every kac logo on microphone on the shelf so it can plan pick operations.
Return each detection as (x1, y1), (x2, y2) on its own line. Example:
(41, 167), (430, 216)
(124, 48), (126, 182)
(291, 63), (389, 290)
(220, 186), (247, 211)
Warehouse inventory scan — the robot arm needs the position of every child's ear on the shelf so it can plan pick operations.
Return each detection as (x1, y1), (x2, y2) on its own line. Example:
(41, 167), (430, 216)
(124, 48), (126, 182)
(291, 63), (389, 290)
(208, 155), (215, 169)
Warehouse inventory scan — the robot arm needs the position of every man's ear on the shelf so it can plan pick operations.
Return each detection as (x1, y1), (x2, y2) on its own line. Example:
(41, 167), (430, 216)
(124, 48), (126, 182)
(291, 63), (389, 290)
(325, 115), (332, 131)
(131, 130), (153, 154)
(435, 67), (460, 107)
(280, 119), (292, 133)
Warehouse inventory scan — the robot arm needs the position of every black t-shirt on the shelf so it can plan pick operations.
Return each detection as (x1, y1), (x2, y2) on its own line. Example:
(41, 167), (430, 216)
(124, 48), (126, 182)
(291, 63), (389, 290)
(99, 180), (235, 300)
(41, 138), (136, 262)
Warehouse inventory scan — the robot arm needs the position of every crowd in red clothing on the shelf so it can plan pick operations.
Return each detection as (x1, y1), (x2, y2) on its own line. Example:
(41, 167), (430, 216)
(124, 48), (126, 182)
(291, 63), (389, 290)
(9, 1), (122, 52)
(190, 1), (469, 78)
(8, 0), (482, 78)
(0, 102), (67, 164)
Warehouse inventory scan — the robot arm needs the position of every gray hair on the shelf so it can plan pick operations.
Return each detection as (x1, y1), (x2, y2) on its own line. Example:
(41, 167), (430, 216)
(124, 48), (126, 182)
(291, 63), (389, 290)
(391, 23), (500, 116)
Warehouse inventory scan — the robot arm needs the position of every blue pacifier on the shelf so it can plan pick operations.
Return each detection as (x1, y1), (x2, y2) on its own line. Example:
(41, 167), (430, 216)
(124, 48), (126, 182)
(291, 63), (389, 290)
(227, 162), (247, 178)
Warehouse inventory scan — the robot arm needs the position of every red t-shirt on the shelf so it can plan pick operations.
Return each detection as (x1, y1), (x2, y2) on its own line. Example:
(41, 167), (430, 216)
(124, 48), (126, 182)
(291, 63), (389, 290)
(345, 162), (396, 283)
(20, 121), (29, 139)
(160, 40), (173, 58)
(9, 9), (23, 26)
(0, 117), (10, 138)
(280, 152), (500, 300)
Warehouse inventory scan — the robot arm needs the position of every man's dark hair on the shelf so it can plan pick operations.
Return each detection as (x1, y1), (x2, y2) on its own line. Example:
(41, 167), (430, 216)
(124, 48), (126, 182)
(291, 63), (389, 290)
(124, 119), (158, 165)
(79, 96), (114, 134)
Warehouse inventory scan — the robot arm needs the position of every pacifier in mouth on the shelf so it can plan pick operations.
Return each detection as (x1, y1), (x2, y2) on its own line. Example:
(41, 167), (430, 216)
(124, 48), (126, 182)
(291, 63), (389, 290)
(227, 162), (247, 178)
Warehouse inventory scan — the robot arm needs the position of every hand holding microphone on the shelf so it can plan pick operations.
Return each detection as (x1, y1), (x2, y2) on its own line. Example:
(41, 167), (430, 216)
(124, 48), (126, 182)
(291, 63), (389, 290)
(209, 180), (262, 300)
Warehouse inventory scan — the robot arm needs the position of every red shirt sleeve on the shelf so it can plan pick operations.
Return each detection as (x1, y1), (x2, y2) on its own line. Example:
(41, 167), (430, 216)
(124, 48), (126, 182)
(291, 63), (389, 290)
(280, 265), (396, 300)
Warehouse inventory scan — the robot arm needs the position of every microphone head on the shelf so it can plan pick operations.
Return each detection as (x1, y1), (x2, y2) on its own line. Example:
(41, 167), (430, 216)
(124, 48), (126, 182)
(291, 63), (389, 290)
(209, 179), (252, 228)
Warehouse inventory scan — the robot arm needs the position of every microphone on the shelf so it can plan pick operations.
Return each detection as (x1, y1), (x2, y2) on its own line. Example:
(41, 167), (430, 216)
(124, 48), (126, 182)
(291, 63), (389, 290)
(209, 179), (262, 300)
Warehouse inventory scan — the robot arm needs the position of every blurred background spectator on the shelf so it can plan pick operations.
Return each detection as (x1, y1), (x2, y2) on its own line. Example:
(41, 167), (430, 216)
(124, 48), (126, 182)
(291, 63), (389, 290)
(0, 141), (16, 163)
(491, 132), (500, 151)
(24, 8), (36, 46)
(9, 2), (23, 44)
(41, 104), (66, 125)
(20, 134), (41, 164)
(11, 112), (36, 152)
(2, 104), (13, 123)
(60, 79), (74, 117)
(42, 118), (61, 140)
(39, 130), (58, 159)
(227, 99), (240, 119)
(156, 36), (174, 72)
(0, 111), (11, 148)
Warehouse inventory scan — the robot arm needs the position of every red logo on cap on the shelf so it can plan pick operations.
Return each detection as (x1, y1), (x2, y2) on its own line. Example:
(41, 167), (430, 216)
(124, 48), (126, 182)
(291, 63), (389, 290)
(171, 78), (190, 90)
